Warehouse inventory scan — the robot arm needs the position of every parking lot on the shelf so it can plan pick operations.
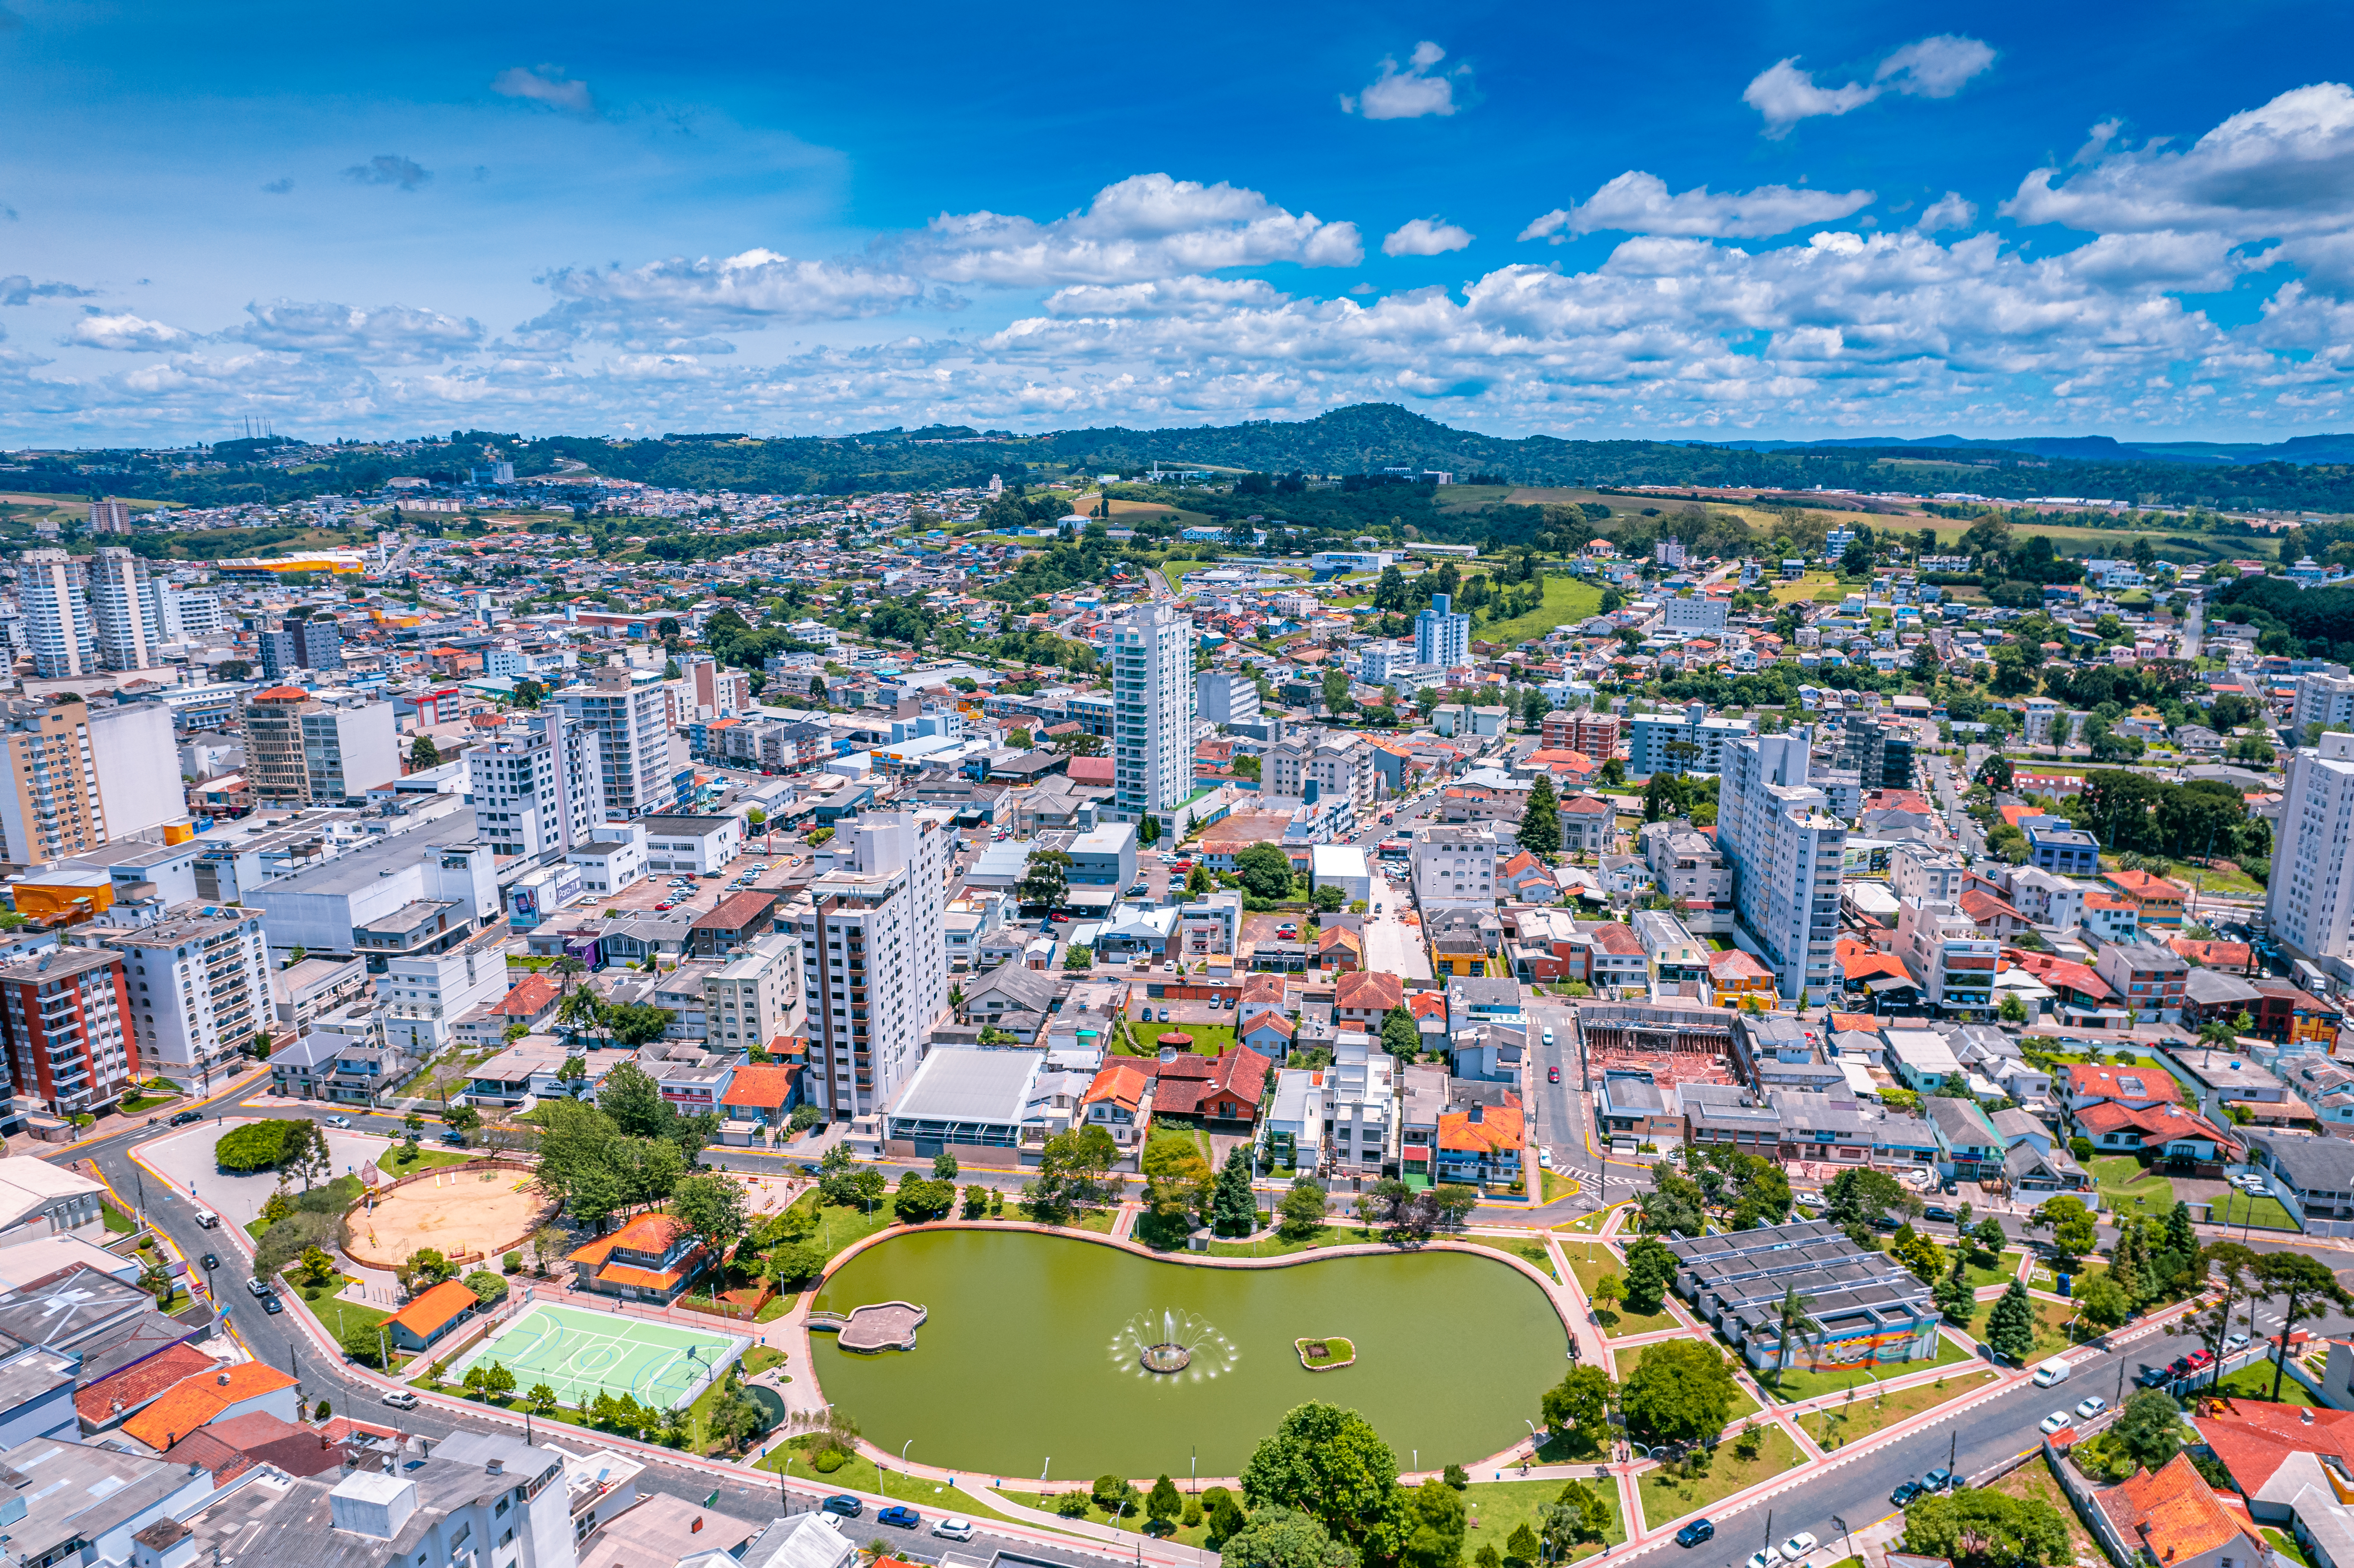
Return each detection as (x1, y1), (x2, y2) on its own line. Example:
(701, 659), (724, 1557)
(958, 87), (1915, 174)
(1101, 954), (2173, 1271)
(596, 848), (809, 921)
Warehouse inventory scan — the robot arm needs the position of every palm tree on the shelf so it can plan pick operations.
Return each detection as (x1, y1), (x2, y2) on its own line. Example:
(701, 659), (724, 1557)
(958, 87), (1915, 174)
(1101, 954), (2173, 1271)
(551, 955), (586, 995)
(1775, 1286), (1821, 1388)
(555, 986), (604, 1045)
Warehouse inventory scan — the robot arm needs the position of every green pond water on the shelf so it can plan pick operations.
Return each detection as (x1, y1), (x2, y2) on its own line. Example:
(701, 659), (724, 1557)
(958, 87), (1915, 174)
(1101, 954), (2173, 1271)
(810, 1229), (1568, 1479)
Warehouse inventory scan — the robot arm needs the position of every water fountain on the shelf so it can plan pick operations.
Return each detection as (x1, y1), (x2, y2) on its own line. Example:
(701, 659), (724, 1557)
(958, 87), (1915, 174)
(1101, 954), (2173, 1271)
(1108, 1307), (1239, 1383)
(1140, 1309), (1193, 1373)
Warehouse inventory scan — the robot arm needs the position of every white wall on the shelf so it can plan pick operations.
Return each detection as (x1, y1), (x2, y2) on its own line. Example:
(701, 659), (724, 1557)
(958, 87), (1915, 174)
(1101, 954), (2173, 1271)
(90, 703), (183, 838)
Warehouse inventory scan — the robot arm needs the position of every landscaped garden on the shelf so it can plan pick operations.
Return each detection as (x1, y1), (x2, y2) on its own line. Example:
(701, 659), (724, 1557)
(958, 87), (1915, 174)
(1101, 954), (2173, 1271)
(2211, 1189), (2300, 1232)
(1459, 1476), (1625, 1567)
(1756, 1333), (1976, 1404)
(1965, 1294), (2083, 1358)
(1560, 1240), (1679, 1337)
(2089, 1155), (2176, 1221)
(1637, 1420), (1806, 1520)
(2207, 1363), (2316, 1406)
(1794, 1366), (2001, 1447)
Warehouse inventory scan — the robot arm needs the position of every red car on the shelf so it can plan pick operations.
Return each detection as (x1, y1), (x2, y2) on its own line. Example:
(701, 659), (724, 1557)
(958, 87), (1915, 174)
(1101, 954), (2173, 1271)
(1548, 1067), (1561, 1083)
(1050, 914), (1071, 924)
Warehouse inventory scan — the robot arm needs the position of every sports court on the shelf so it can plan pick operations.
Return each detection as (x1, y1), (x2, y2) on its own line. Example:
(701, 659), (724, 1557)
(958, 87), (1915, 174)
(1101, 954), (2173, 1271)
(448, 1303), (747, 1411)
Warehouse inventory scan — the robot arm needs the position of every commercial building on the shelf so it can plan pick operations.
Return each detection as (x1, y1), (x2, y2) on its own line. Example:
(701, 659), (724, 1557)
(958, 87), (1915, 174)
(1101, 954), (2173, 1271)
(1893, 898), (1999, 1019)
(0, 947), (136, 1116)
(16, 551), (92, 678)
(2268, 731), (2354, 974)
(678, 652), (751, 719)
(98, 908), (271, 1093)
(554, 665), (681, 819)
(1109, 600), (1194, 822)
(244, 810), (498, 961)
(257, 616), (343, 678)
(466, 711), (605, 857)
(788, 812), (951, 1121)
(1413, 592), (1470, 669)
(1719, 733), (1845, 1003)
(641, 813), (742, 875)
(243, 689), (399, 808)
(1267, 731), (1376, 809)
(1665, 1220), (1941, 1372)
(1661, 595), (1727, 634)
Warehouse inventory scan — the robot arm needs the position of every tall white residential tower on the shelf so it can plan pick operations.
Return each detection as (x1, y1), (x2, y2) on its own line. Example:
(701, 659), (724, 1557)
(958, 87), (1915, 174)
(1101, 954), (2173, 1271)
(2269, 731), (2354, 972)
(1110, 601), (1194, 821)
(1718, 733), (1846, 1003)
(790, 812), (950, 1121)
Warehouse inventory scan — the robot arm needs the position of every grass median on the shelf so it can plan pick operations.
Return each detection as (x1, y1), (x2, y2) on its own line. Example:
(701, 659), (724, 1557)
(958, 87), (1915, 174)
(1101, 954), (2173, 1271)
(1638, 1422), (1808, 1521)
(1758, 1334), (1976, 1405)
(1796, 1367), (2001, 1448)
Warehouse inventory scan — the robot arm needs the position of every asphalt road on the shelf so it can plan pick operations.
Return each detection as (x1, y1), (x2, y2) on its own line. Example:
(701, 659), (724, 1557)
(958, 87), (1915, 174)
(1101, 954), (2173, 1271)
(77, 1099), (1122, 1567)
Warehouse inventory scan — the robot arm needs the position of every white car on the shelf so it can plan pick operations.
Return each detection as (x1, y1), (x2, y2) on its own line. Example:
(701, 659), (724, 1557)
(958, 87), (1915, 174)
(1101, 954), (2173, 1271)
(326, 1114), (352, 1129)
(932, 1518), (975, 1542)
(1541, 1028), (1555, 1046)
(2038, 1411), (2070, 1434)
(381, 1390), (419, 1410)
(2075, 1395), (2108, 1419)
(1746, 1554), (1776, 1568)
(1538, 1149), (1554, 1169)
(2226, 1332), (2251, 1350)
(1781, 1535), (1819, 1563)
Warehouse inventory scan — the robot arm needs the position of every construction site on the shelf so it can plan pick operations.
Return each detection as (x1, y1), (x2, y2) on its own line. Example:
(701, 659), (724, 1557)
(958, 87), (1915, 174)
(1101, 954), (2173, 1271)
(1572, 1001), (1741, 1092)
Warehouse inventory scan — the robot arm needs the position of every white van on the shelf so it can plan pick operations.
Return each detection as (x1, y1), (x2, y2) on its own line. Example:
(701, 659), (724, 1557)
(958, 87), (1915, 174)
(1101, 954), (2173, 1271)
(2031, 1356), (2072, 1387)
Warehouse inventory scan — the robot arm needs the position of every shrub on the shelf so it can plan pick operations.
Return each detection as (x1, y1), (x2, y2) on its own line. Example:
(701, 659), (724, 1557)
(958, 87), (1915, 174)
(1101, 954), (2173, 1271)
(813, 1449), (845, 1473)
(215, 1120), (304, 1172)
(463, 1270), (510, 1307)
(502, 1251), (523, 1274)
(1054, 1493), (1093, 1518)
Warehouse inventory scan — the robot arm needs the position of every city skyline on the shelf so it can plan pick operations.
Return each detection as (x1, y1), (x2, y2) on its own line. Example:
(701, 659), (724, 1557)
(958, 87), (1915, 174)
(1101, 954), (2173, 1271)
(5, 3), (2354, 444)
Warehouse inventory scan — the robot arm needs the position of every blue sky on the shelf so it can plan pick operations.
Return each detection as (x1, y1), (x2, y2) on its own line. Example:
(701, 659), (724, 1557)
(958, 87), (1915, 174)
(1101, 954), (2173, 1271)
(6, 0), (2354, 446)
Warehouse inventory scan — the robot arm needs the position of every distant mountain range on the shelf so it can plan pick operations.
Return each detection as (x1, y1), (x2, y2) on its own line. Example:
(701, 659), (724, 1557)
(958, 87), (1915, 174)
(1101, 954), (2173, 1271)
(1686, 432), (2354, 467)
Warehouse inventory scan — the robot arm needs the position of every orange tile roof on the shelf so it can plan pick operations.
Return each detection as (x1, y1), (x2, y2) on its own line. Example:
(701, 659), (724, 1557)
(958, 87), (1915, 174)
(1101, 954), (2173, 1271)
(1439, 1093), (1524, 1154)
(721, 1063), (801, 1110)
(493, 972), (560, 1017)
(2104, 868), (2184, 900)
(121, 1361), (299, 1451)
(1335, 971), (1404, 1012)
(570, 1212), (689, 1266)
(2095, 1453), (2256, 1567)
(596, 1260), (694, 1290)
(1084, 1061), (1152, 1112)
(2193, 1397), (2354, 1494)
(383, 1279), (481, 1341)
(2066, 1062), (2183, 1104)
(75, 1342), (218, 1427)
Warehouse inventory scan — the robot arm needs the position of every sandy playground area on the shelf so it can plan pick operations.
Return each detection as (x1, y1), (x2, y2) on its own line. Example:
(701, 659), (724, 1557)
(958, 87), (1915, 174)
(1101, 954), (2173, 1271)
(344, 1164), (557, 1270)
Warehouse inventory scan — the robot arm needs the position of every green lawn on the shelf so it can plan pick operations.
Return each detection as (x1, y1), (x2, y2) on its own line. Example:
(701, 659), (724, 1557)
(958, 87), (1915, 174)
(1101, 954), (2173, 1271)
(1475, 577), (1607, 649)
(1612, 1346), (1759, 1428)
(2212, 1190), (2301, 1232)
(1637, 1424), (1808, 1521)
(1966, 1294), (2084, 1357)
(377, 1144), (481, 1174)
(2090, 1155), (2176, 1220)
(792, 1193), (902, 1269)
(763, 1446), (1026, 1524)
(101, 1201), (134, 1235)
(1206, 1223), (1375, 1259)
(1541, 1170), (1582, 1204)
(1459, 1477), (1625, 1565)
(1800, 1367), (2002, 1447)
(1965, 1249), (2024, 1290)
(1126, 1021), (1237, 1056)
(1560, 1241), (1679, 1337)
(2267, 1528), (2319, 1568)
(1758, 1334), (1976, 1404)
(997, 1488), (1208, 1545)
(1555, 1203), (1629, 1235)
(2210, 1363), (2316, 1406)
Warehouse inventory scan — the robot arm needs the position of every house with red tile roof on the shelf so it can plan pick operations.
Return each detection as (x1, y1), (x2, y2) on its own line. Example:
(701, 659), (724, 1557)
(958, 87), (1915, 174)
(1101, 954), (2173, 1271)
(2074, 1100), (2241, 1164)
(2169, 936), (2257, 975)
(121, 1361), (301, 1452)
(2190, 1397), (2354, 1515)
(2092, 1453), (2264, 1568)
(2101, 868), (2187, 930)
(1240, 1010), (1296, 1058)
(75, 1341), (218, 1434)
(1957, 889), (2031, 941)
(382, 1278), (484, 1353)
(176, 1410), (361, 1478)
(568, 1213), (708, 1305)
(1334, 971), (1404, 1028)
(1316, 925), (1363, 972)
(1152, 1047), (1273, 1128)
(1081, 1061), (1155, 1150)
(718, 1062), (806, 1145)
(2064, 1062), (2186, 1112)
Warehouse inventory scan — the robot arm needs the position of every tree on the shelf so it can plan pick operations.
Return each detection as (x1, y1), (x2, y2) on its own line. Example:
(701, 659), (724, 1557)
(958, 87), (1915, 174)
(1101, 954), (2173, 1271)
(410, 734), (442, 771)
(2075, 1269), (2132, 1331)
(463, 1269), (510, 1307)
(2031, 1195), (2099, 1268)
(1380, 1005), (1421, 1058)
(1211, 1145), (1258, 1236)
(1401, 1478), (1466, 1568)
(1517, 774), (1561, 859)
(932, 1151), (959, 1181)
(1822, 1167), (1919, 1242)
(1278, 1178), (1329, 1241)
(1892, 1225), (1945, 1285)
(602, 1002), (677, 1049)
(1021, 1125), (1119, 1224)
(1235, 841), (1297, 902)
(1900, 1490), (2070, 1568)
(1505, 1524), (1541, 1568)
(671, 1172), (750, 1264)
(1538, 1363), (1612, 1451)
(1973, 1216), (2008, 1257)
(1240, 1402), (1406, 1562)
(1149, 1475), (1184, 1522)
(1983, 1281), (2039, 1364)
(1018, 849), (1073, 909)
(2112, 1388), (2186, 1471)
(1636, 1167), (1706, 1237)
(1621, 1236), (1678, 1313)
(2254, 1251), (2354, 1402)
(1217, 1507), (1357, 1568)
(1064, 943), (1095, 970)
(597, 1061), (672, 1138)
(1975, 753), (2014, 791)
(1619, 1339), (1738, 1444)
(2201, 1240), (2259, 1370)
(1138, 813), (1161, 847)
(1997, 993), (2029, 1024)
(1772, 1286), (1821, 1380)
(215, 659), (252, 681)
(1591, 1272), (1625, 1316)
(1933, 1252), (1977, 1324)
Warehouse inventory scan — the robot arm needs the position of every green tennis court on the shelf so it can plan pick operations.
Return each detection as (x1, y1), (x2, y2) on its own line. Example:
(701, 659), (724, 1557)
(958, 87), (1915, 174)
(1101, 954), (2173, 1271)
(448, 1303), (748, 1411)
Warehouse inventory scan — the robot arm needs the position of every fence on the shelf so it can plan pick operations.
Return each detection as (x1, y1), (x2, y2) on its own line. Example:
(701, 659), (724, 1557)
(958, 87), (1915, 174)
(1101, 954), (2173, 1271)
(2046, 1440), (2136, 1568)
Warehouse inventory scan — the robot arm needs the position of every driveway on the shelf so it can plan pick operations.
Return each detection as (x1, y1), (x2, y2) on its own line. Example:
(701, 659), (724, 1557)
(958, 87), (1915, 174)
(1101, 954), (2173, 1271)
(1362, 871), (1432, 980)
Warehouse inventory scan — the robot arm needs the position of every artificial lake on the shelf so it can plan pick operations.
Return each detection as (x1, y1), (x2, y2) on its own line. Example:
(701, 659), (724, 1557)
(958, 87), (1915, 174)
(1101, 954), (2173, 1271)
(809, 1229), (1570, 1479)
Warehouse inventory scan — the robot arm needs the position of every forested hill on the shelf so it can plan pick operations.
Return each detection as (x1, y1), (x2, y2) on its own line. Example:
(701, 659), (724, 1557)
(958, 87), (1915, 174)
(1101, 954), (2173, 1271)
(21, 402), (2354, 512)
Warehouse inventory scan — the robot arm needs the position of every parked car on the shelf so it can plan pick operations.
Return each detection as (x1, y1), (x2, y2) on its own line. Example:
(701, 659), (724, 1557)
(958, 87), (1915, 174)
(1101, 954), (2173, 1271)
(2225, 1332), (2251, 1350)
(247, 1277), (272, 1297)
(169, 1109), (204, 1126)
(1871, 1214), (1903, 1232)
(1921, 1469), (1954, 1492)
(1744, 1553), (1775, 1568)
(1922, 1205), (1955, 1223)
(933, 1518), (975, 1542)
(1548, 1067), (1561, 1083)
(2137, 1365), (2176, 1388)
(440, 1130), (467, 1146)
(381, 1390), (419, 1410)
(1538, 1149), (1553, 1169)
(1891, 1480), (1924, 1506)
(260, 1294), (283, 1315)
(822, 1496), (863, 1519)
(2075, 1396), (2108, 1419)
(2184, 1349), (2214, 1371)
(877, 1507), (921, 1530)
(1675, 1520), (1715, 1548)
(193, 1210), (219, 1229)
(199, 1253), (219, 1271)
(1781, 1535), (1819, 1562)
(2037, 1412), (2070, 1435)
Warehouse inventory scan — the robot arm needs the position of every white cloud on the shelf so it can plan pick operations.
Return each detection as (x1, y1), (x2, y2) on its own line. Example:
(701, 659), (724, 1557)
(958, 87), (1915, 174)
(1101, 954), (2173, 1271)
(2005, 82), (2354, 238)
(65, 313), (193, 351)
(1520, 171), (1874, 240)
(230, 301), (483, 364)
(1383, 218), (1474, 256)
(894, 173), (1361, 286)
(491, 65), (597, 117)
(526, 251), (928, 347)
(1341, 41), (1469, 120)
(1744, 34), (1996, 137)
(1042, 277), (1291, 318)
(0, 276), (97, 307)
(1913, 192), (1977, 234)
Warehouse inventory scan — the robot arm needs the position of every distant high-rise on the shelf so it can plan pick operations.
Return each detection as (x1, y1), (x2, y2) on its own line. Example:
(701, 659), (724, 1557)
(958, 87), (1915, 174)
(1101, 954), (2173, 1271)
(1111, 601), (1194, 821)
(17, 551), (92, 678)
(88, 498), (132, 534)
(2269, 732), (2354, 970)
(1414, 592), (1470, 669)
(1195, 669), (1261, 728)
(87, 548), (162, 672)
(554, 665), (679, 819)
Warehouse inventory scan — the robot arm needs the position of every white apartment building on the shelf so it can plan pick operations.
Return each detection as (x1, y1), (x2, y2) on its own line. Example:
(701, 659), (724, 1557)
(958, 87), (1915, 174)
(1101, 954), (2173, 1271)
(152, 583), (221, 639)
(1324, 1035), (1396, 1176)
(1196, 669), (1262, 728)
(2294, 666), (2354, 733)
(790, 812), (950, 1120)
(1628, 707), (1755, 776)
(1110, 601), (1194, 821)
(555, 665), (680, 819)
(16, 551), (92, 678)
(466, 711), (605, 857)
(100, 908), (272, 1092)
(2004, 865), (2089, 930)
(703, 931), (802, 1052)
(567, 822), (647, 896)
(1893, 897), (1999, 1018)
(1719, 733), (1846, 1002)
(2269, 731), (2354, 970)
(378, 929), (510, 1057)
(1414, 593), (1470, 669)
(1661, 595), (1728, 634)
(1268, 731), (1376, 809)
(1413, 823), (1500, 909)
(85, 548), (162, 672)
(245, 690), (401, 808)
(1889, 841), (1966, 905)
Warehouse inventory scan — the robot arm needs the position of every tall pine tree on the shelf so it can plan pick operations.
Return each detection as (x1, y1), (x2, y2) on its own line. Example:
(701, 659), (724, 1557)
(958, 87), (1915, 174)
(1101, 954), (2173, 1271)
(1519, 773), (1563, 859)
(1210, 1146), (1257, 1236)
